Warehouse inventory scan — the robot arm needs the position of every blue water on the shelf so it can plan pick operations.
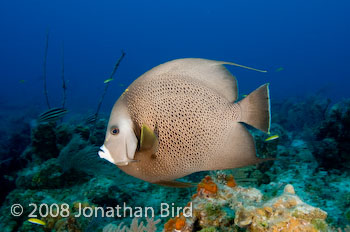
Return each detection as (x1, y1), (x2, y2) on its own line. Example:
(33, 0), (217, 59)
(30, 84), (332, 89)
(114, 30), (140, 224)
(2, 1), (350, 231)
(1, 0), (349, 114)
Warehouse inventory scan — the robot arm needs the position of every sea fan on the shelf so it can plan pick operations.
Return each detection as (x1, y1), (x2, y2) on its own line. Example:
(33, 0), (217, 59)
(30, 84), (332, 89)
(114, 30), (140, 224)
(102, 218), (160, 232)
(58, 135), (116, 176)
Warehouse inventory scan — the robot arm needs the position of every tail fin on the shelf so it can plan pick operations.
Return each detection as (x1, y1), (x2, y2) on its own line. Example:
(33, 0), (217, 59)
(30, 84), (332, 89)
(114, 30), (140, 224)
(237, 84), (270, 133)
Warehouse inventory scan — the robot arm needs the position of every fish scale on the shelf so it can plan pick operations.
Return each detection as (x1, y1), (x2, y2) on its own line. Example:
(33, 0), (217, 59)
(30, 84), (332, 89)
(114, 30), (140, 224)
(99, 58), (271, 187)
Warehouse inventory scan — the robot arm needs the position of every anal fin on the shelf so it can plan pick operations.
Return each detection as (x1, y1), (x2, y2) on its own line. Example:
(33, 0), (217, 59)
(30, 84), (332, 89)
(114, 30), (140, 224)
(154, 180), (196, 188)
(205, 123), (270, 171)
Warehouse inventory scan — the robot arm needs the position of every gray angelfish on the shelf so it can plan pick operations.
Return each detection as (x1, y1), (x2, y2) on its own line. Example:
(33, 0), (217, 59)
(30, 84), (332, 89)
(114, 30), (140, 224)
(98, 58), (271, 187)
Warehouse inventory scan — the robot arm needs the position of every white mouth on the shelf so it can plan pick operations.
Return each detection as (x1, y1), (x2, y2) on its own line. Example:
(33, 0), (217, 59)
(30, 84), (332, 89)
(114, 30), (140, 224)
(98, 145), (133, 166)
(98, 145), (116, 164)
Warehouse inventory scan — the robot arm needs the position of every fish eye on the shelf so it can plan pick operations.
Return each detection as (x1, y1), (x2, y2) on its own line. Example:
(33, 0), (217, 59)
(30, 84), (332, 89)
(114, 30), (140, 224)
(111, 127), (120, 135)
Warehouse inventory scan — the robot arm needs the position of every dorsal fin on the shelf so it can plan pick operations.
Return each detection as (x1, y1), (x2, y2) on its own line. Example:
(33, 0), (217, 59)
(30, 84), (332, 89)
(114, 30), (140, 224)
(141, 58), (266, 102)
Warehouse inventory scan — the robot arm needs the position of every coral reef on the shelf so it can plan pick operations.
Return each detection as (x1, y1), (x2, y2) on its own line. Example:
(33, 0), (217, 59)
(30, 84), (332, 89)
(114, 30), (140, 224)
(311, 100), (350, 170)
(58, 134), (109, 176)
(31, 123), (60, 161)
(272, 95), (331, 133)
(16, 158), (68, 189)
(0, 118), (191, 231)
(0, 122), (31, 204)
(2, 97), (350, 231)
(165, 175), (329, 232)
(103, 217), (160, 232)
(89, 118), (109, 145)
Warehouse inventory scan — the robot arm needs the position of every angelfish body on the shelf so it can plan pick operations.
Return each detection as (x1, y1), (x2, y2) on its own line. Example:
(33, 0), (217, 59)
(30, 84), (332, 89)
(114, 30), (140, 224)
(99, 58), (271, 187)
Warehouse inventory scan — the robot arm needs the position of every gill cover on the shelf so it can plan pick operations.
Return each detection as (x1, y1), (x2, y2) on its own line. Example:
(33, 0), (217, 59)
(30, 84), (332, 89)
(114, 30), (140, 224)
(99, 119), (138, 166)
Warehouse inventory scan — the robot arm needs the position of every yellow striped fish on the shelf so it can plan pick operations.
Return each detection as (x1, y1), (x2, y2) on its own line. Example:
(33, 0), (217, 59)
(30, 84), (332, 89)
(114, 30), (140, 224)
(104, 78), (114, 83)
(265, 135), (279, 142)
(28, 218), (46, 226)
(38, 108), (68, 122)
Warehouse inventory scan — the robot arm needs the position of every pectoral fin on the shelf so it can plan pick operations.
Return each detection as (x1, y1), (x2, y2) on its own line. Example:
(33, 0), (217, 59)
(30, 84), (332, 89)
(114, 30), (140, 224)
(140, 124), (158, 153)
(154, 180), (196, 188)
